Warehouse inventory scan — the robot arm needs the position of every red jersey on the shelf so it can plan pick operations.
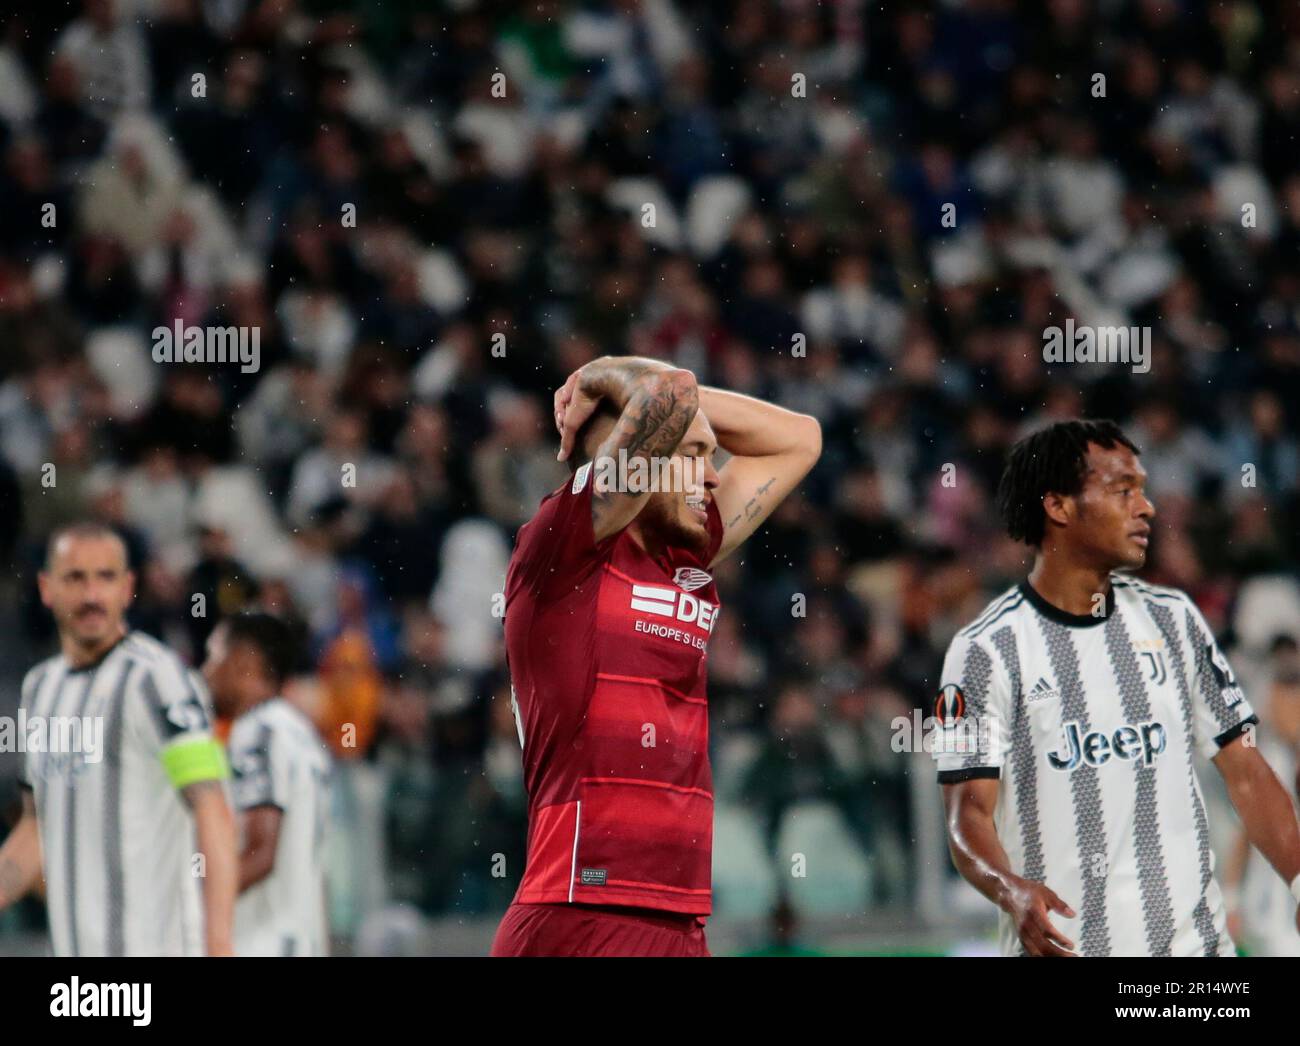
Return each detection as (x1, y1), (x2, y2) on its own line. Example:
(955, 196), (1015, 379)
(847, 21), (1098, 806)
(504, 461), (725, 915)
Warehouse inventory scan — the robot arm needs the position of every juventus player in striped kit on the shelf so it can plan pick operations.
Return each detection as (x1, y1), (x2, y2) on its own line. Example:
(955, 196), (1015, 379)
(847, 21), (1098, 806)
(203, 611), (333, 956)
(0, 522), (237, 955)
(491, 356), (821, 956)
(939, 421), (1300, 956)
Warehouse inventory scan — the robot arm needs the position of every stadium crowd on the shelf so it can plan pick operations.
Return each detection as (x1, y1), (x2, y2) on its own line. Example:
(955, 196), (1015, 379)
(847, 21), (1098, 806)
(1, 0), (1300, 945)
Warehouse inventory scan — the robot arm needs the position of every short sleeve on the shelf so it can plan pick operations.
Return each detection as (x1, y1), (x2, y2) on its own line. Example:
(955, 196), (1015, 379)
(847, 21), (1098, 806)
(1182, 600), (1257, 759)
(228, 719), (289, 812)
(133, 661), (229, 790)
(934, 632), (1014, 783)
(508, 466), (617, 595)
(17, 664), (51, 790)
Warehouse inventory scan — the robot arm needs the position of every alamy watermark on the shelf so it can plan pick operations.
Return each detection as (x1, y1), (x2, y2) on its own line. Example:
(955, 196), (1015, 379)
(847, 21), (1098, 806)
(151, 321), (261, 373)
(0, 712), (103, 763)
(588, 451), (705, 495)
(1043, 319), (1150, 374)
(891, 709), (1001, 757)
(50, 977), (150, 1026)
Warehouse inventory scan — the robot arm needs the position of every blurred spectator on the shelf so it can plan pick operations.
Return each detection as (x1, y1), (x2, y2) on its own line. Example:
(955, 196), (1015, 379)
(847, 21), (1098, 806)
(54, 0), (150, 120)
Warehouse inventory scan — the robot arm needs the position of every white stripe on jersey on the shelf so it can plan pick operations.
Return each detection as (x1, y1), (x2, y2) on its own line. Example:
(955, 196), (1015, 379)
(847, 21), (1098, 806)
(19, 632), (218, 956)
(957, 584), (1022, 639)
(229, 698), (332, 957)
(935, 577), (1256, 957)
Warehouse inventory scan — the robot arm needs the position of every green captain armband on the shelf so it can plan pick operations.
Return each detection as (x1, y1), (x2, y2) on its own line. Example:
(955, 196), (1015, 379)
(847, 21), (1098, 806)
(161, 737), (230, 789)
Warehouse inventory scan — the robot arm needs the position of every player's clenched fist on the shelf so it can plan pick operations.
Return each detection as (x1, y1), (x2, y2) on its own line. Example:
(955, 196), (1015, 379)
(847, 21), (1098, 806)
(1002, 876), (1078, 957)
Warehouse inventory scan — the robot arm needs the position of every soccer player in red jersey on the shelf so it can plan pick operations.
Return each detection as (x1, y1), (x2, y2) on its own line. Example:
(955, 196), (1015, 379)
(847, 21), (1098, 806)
(490, 355), (821, 956)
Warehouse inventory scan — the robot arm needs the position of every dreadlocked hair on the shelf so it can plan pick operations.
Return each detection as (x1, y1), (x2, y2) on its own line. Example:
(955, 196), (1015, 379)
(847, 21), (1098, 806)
(996, 419), (1140, 546)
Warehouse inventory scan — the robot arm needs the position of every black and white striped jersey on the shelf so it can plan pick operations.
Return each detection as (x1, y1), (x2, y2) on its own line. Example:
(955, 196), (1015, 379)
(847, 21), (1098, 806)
(229, 697), (332, 957)
(18, 631), (227, 957)
(935, 575), (1257, 957)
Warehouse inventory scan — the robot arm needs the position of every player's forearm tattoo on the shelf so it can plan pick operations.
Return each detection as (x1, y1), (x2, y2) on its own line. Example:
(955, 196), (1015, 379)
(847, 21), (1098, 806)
(743, 476), (776, 521)
(592, 372), (698, 529)
(726, 477), (776, 530)
(581, 357), (675, 410)
(624, 380), (695, 459)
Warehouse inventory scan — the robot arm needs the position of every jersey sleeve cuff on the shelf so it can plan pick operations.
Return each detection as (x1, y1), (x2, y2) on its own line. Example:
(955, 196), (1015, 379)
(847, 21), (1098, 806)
(937, 766), (1001, 784)
(237, 799), (286, 814)
(1213, 714), (1259, 750)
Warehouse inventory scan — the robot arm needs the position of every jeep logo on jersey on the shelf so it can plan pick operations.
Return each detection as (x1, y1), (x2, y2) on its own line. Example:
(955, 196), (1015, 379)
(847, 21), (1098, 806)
(1047, 720), (1167, 771)
(934, 684), (965, 726)
(672, 567), (712, 592)
(630, 583), (719, 631)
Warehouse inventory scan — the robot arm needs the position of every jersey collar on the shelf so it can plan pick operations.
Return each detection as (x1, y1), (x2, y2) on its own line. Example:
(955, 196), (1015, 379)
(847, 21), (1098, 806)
(63, 630), (130, 674)
(1018, 580), (1114, 628)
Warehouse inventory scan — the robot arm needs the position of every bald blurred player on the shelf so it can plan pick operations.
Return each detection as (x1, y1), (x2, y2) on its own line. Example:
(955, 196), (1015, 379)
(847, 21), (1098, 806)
(0, 522), (237, 955)
(491, 356), (821, 956)
(203, 612), (333, 956)
(939, 421), (1300, 956)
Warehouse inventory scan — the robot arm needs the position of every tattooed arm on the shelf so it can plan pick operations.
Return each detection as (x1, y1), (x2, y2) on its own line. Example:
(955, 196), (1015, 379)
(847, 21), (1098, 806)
(0, 789), (42, 910)
(703, 386), (821, 566)
(556, 356), (700, 543)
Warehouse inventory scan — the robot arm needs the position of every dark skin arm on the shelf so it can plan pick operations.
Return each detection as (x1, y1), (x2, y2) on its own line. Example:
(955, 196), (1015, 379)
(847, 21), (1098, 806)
(555, 356), (700, 543)
(237, 804), (283, 893)
(943, 777), (1079, 956)
(1213, 733), (1300, 935)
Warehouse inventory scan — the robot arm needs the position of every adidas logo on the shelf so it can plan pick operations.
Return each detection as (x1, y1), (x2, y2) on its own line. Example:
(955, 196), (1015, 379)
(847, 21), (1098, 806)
(1026, 677), (1059, 705)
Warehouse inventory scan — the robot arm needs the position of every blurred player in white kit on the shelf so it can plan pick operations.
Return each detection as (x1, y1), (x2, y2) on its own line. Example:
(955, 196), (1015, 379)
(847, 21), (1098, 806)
(203, 611), (333, 957)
